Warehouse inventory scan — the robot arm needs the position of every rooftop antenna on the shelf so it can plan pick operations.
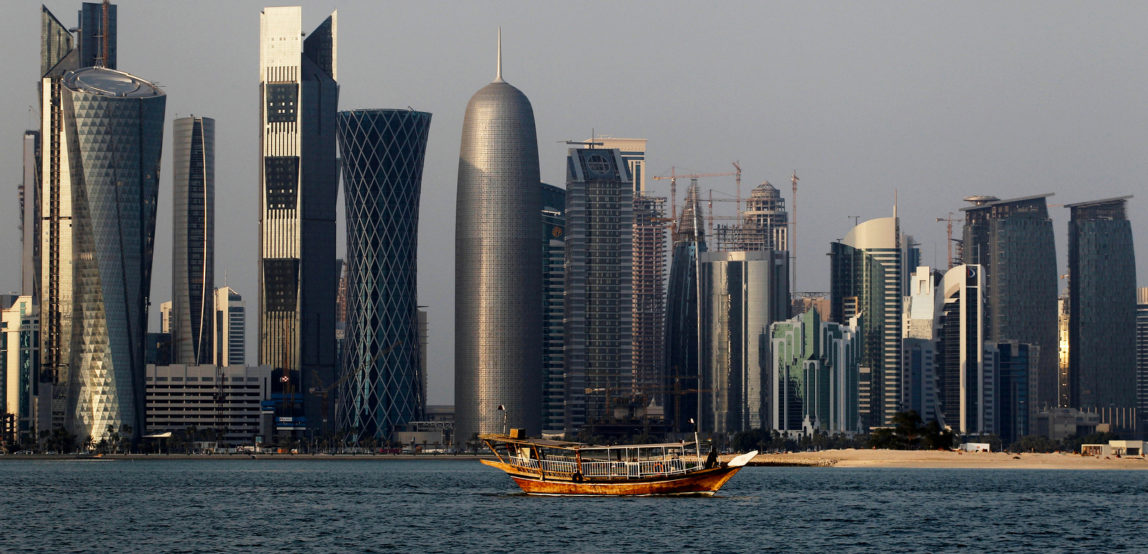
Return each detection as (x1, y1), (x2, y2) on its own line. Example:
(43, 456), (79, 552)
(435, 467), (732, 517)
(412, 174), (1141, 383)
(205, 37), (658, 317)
(494, 27), (504, 83)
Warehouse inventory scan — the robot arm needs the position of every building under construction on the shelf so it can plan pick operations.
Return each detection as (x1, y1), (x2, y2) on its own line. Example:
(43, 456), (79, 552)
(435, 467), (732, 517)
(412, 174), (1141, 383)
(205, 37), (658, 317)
(713, 181), (788, 252)
(631, 195), (667, 406)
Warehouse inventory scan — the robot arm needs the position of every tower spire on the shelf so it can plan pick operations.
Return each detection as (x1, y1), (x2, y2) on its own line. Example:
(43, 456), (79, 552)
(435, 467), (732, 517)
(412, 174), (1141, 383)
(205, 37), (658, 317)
(494, 27), (504, 83)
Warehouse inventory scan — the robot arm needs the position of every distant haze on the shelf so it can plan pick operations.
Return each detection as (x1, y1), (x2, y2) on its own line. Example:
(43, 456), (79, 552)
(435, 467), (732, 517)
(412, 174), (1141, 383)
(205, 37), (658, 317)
(3, 1), (1146, 405)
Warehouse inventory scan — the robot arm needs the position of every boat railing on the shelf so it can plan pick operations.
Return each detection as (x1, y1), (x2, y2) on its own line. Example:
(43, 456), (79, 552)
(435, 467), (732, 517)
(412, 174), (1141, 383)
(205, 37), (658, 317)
(579, 458), (692, 478)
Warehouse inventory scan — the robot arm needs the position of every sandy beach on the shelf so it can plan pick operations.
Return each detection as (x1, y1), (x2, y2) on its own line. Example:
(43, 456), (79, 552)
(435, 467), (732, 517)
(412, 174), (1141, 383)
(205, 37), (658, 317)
(737, 449), (1148, 470)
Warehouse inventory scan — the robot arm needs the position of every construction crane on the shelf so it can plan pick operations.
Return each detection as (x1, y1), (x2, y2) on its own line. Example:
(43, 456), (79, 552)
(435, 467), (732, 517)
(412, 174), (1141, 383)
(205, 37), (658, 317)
(936, 212), (959, 269)
(731, 161), (743, 215)
(309, 340), (401, 439)
(791, 171), (799, 294)
(651, 167), (737, 228)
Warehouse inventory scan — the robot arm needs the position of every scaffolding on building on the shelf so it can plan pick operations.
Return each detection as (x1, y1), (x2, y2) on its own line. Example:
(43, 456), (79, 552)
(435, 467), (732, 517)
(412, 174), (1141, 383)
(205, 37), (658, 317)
(632, 194), (668, 403)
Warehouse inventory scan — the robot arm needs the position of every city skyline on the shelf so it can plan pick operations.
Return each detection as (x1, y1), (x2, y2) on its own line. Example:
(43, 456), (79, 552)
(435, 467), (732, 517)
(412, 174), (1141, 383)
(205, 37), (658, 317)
(3, 2), (1148, 406)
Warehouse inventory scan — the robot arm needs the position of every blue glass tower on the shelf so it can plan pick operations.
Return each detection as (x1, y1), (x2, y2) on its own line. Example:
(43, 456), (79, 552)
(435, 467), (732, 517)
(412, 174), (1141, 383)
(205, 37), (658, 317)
(336, 109), (431, 441)
(664, 184), (704, 433)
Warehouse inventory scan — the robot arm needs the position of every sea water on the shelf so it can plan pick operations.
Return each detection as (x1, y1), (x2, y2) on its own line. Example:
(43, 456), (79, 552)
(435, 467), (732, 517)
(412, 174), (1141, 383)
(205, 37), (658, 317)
(0, 459), (1144, 551)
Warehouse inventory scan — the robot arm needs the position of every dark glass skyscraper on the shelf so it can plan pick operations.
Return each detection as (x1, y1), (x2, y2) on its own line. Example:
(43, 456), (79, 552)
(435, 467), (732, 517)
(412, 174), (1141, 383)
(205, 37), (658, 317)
(336, 109), (431, 441)
(259, 7), (339, 434)
(564, 147), (634, 432)
(455, 34), (543, 445)
(1067, 197), (1136, 410)
(664, 184), (705, 433)
(962, 194), (1057, 421)
(1137, 288), (1148, 430)
(76, 2), (116, 69)
(540, 183), (567, 436)
(61, 66), (165, 442)
(171, 116), (214, 365)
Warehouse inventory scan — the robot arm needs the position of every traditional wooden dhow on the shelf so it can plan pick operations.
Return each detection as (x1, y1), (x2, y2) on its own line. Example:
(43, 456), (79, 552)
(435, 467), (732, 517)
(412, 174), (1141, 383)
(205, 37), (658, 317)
(480, 431), (756, 496)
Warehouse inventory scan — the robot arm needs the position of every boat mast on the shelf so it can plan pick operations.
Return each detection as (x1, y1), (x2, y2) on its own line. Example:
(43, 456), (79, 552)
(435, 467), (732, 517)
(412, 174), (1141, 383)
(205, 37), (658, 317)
(691, 184), (704, 465)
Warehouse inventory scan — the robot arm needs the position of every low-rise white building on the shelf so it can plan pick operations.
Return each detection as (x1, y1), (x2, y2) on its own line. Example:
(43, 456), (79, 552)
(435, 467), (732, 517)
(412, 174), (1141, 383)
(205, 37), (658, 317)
(146, 364), (272, 446)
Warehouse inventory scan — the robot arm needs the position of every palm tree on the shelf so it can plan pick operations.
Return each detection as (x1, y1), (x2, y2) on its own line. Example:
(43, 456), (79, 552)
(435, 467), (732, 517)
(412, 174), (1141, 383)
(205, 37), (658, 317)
(119, 424), (132, 454)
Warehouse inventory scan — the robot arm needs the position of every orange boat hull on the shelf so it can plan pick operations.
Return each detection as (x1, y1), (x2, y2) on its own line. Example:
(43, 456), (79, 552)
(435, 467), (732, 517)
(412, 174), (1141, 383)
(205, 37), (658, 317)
(481, 460), (743, 496)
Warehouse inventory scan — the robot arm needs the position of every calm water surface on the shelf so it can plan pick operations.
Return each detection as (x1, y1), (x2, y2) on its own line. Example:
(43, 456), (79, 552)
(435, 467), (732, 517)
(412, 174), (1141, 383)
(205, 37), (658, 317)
(0, 459), (1144, 552)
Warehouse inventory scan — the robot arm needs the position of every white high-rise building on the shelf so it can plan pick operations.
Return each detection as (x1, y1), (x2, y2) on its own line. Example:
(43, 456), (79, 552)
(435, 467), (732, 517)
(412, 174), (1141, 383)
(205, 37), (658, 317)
(901, 265), (993, 435)
(258, 6), (339, 433)
(214, 287), (245, 367)
(159, 301), (172, 334)
(2, 296), (38, 441)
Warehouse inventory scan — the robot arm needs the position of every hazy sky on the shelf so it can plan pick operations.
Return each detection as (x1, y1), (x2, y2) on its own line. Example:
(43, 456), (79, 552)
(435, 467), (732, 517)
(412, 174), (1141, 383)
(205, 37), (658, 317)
(3, 2), (1147, 405)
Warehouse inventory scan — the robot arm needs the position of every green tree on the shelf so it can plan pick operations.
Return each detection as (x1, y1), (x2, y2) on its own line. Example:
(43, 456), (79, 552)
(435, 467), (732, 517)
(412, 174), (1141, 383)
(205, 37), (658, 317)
(921, 420), (955, 450)
(1009, 434), (1058, 453)
(892, 410), (924, 449)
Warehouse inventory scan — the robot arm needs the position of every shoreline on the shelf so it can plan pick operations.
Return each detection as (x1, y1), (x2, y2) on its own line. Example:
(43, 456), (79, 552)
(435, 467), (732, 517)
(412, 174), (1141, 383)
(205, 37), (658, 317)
(736, 448), (1148, 470)
(0, 453), (495, 462)
(3, 449), (1146, 470)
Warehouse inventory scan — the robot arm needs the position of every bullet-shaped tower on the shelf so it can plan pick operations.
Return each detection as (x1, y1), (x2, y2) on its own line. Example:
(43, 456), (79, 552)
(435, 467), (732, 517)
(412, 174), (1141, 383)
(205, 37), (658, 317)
(454, 31), (542, 445)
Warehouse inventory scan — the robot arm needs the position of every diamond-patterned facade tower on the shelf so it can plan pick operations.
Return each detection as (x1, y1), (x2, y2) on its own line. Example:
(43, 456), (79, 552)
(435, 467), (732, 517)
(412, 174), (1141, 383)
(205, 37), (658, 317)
(336, 109), (431, 441)
(61, 67), (165, 443)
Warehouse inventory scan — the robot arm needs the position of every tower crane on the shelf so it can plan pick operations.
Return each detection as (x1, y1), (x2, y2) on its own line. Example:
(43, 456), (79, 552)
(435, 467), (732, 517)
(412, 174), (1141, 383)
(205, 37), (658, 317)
(651, 167), (737, 229)
(309, 340), (401, 439)
(936, 212), (959, 269)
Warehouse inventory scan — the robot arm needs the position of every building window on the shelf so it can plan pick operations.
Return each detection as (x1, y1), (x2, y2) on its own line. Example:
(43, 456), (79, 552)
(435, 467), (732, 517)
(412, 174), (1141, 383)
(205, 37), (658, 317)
(266, 84), (298, 123)
(265, 156), (299, 210)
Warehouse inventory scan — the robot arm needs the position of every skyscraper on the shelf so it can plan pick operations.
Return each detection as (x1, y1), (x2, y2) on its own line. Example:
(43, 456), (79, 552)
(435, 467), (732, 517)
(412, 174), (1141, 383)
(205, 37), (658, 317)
(564, 147), (634, 432)
(454, 33), (543, 444)
(935, 265), (990, 435)
(1057, 294), (1070, 408)
(336, 108), (431, 441)
(171, 116), (214, 365)
(1, 296), (39, 441)
(540, 183), (567, 436)
(664, 184), (705, 433)
(962, 194), (1058, 421)
(214, 286), (245, 367)
(159, 301), (172, 334)
(700, 249), (789, 434)
(62, 66), (165, 442)
(594, 137), (647, 193)
(21, 131), (39, 299)
(1136, 288), (1148, 432)
(38, 5), (88, 430)
(994, 340), (1033, 446)
(1067, 197), (1136, 410)
(632, 194), (667, 409)
(830, 216), (909, 427)
(258, 7), (339, 434)
(771, 309), (860, 434)
(715, 181), (788, 252)
(75, 1), (116, 69)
